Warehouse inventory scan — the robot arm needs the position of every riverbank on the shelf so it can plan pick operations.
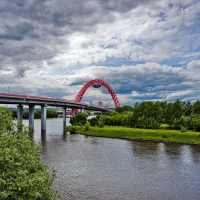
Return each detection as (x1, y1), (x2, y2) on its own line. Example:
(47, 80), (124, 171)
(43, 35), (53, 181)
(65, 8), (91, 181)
(67, 125), (200, 145)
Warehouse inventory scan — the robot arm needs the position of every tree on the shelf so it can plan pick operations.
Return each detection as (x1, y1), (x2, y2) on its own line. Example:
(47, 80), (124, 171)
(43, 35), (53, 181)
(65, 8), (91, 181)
(164, 102), (174, 126)
(172, 99), (184, 119)
(182, 101), (192, 116)
(0, 132), (58, 199)
(0, 106), (58, 199)
(116, 105), (133, 113)
(192, 100), (200, 115)
(0, 106), (13, 132)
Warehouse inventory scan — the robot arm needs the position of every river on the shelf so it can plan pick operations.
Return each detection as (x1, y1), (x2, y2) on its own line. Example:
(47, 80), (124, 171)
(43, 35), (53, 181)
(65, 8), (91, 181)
(23, 118), (200, 200)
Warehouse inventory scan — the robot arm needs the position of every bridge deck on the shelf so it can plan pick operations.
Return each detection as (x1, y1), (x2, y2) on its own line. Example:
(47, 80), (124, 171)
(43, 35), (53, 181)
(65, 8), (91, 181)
(0, 92), (110, 112)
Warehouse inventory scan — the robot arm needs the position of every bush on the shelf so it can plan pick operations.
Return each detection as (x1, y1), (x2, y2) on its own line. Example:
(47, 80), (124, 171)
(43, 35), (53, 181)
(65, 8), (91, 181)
(69, 116), (76, 125)
(76, 112), (87, 125)
(84, 122), (90, 131)
(0, 107), (13, 132)
(89, 117), (99, 126)
(0, 132), (58, 199)
(0, 106), (58, 199)
(180, 126), (187, 132)
(71, 126), (77, 132)
(99, 121), (104, 128)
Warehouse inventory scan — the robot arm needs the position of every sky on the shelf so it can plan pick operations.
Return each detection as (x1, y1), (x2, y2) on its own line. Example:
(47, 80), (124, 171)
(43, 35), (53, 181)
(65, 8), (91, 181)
(0, 0), (200, 107)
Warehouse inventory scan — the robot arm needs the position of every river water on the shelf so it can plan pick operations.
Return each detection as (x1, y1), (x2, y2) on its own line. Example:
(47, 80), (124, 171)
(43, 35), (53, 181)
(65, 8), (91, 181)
(23, 118), (200, 200)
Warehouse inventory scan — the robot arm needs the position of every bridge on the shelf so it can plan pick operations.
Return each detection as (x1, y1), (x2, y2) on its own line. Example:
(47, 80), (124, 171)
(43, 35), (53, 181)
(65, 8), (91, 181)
(0, 79), (120, 133)
(0, 92), (111, 133)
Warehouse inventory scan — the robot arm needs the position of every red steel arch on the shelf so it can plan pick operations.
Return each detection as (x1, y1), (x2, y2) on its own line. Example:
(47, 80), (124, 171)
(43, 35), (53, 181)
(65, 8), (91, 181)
(75, 79), (121, 108)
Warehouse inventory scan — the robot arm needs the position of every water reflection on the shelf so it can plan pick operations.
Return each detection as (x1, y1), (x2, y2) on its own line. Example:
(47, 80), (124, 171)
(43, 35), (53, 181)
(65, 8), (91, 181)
(130, 140), (160, 160)
(41, 133), (46, 146)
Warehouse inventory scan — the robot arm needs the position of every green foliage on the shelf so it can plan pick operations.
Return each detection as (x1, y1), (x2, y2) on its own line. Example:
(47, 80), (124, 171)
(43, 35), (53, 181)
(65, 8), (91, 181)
(0, 107), (13, 132)
(191, 114), (200, 131)
(99, 121), (104, 128)
(69, 116), (76, 125)
(116, 105), (133, 113)
(76, 112), (87, 125)
(88, 117), (99, 126)
(47, 109), (59, 118)
(23, 110), (29, 119)
(0, 132), (57, 199)
(0, 106), (58, 200)
(84, 121), (90, 131)
(67, 125), (200, 144)
(180, 126), (187, 132)
(23, 109), (59, 119)
(192, 100), (200, 115)
(34, 110), (41, 119)
(70, 112), (87, 125)
(98, 100), (200, 131)
(11, 109), (17, 119)
(70, 126), (77, 132)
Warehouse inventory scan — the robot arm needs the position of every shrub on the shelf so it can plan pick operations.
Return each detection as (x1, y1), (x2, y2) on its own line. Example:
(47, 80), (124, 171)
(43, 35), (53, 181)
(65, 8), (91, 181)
(99, 121), (104, 128)
(180, 125), (187, 132)
(89, 117), (99, 126)
(0, 106), (58, 199)
(84, 122), (90, 131)
(0, 132), (58, 200)
(0, 107), (13, 132)
(71, 126), (77, 132)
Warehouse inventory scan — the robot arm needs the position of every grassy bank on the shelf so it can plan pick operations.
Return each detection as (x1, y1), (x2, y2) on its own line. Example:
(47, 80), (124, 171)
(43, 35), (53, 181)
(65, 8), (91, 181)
(67, 125), (200, 144)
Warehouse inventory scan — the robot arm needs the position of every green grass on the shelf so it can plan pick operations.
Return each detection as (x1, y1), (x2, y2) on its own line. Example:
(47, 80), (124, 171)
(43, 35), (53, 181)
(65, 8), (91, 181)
(67, 125), (200, 144)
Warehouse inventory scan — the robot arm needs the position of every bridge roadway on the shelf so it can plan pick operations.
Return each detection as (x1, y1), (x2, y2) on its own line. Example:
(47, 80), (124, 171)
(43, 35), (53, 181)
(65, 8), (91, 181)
(0, 92), (110, 133)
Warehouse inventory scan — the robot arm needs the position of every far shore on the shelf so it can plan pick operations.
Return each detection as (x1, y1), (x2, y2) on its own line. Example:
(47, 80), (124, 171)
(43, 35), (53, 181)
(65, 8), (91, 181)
(67, 126), (200, 145)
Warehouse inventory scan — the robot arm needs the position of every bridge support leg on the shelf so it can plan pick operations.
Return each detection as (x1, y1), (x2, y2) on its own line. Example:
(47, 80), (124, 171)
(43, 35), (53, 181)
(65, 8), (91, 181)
(41, 104), (46, 134)
(29, 104), (35, 129)
(17, 104), (23, 122)
(81, 107), (84, 113)
(63, 107), (66, 134)
(72, 108), (75, 117)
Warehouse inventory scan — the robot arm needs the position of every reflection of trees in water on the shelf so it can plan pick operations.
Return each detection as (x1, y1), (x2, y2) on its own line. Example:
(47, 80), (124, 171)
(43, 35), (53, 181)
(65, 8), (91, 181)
(163, 143), (182, 158)
(129, 140), (160, 159)
(189, 145), (200, 164)
(130, 140), (200, 165)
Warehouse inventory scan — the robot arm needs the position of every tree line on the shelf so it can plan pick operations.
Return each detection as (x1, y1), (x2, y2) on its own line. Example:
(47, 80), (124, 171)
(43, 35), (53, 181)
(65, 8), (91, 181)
(100, 100), (200, 131)
(11, 109), (59, 119)
(70, 100), (200, 132)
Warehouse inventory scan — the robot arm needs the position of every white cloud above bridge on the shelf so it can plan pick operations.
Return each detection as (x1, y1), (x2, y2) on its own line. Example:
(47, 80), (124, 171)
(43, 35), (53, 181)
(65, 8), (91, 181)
(0, 0), (200, 105)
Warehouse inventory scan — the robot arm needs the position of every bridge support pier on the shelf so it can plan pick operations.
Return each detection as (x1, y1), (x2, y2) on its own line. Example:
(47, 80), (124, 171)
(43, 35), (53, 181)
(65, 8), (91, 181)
(41, 105), (46, 134)
(63, 107), (67, 134)
(72, 108), (75, 117)
(17, 104), (23, 122)
(80, 107), (84, 113)
(29, 104), (35, 129)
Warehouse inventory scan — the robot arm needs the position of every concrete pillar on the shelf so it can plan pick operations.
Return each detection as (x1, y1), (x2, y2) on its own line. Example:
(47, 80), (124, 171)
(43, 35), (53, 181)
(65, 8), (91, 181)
(29, 104), (35, 129)
(17, 104), (23, 122)
(81, 107), (84, 113)
(63, 107), (67, 134)
(41, 104), (47, 134)
(72, 108), (75, 117)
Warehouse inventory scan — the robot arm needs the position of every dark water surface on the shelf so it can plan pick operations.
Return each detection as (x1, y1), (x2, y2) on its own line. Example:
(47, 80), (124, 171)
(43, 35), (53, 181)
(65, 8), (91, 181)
(24, 118), (200, 200)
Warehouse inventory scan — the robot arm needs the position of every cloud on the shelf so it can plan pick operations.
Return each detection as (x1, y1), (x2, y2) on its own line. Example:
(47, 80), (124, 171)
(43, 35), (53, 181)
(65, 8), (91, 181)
(0, 0), (200, 106)
(187, 60), (200, 71)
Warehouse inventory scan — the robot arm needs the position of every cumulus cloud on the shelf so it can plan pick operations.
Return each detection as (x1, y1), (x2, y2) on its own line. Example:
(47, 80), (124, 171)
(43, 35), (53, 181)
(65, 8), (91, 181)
(0, 0), (200, 105)
(187, 60), (200, 71)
